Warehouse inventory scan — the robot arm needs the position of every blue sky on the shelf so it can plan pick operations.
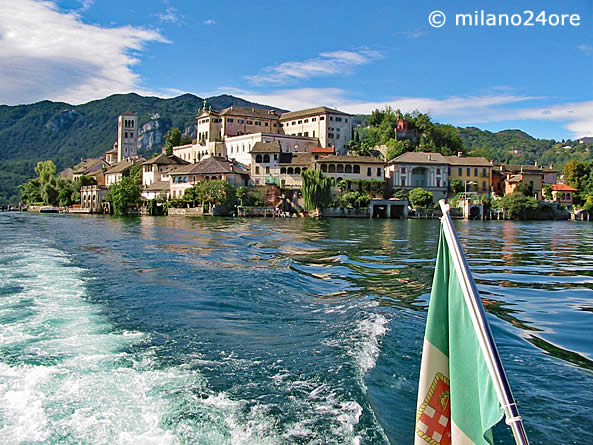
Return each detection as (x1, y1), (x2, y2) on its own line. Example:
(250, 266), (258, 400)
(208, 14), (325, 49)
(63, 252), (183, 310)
(1, 0), (592, 140)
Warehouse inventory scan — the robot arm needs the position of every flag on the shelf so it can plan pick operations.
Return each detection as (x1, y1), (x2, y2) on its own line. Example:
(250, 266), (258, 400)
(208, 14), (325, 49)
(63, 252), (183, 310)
(415, 226), (504, 445)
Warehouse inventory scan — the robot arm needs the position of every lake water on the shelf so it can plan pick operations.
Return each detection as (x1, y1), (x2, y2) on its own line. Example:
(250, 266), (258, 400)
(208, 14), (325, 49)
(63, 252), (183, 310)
(0, 213), (592, 444)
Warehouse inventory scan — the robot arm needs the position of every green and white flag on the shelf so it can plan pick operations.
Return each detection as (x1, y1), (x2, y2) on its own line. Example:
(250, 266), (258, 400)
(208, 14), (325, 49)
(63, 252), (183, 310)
(415, 226), (504, 445)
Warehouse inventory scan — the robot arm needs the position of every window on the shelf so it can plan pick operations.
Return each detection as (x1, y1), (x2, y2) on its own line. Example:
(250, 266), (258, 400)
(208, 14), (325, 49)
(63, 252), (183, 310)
(436, 178), (440, 187)
(448, 167), (451, 175)
(298, 120), (302, 124)
(295, 167), (301, 174)
(482, 168), (487, 177)
(328, 133), (334, 139)
(274, 154), (278, 160)
(458, 168), (462, 176)
(304, 119), (309, 123)
(247, 120), (253, 124)
(292, 121), (296, 125)
(337, 164), (344, 173)
(328, 127), (334, 131)
(298, 133), (302, 136)
(227, 118), (234, 123)
(336, 117), (342, 122)
(273, 123), (277, 127)
(402, 178), (406, 187)
(436, 168), (441, 175)
(312, 131), (316, 137)
(329, 116), (334, 121)
(312, 117), (317, 122)
(353, 165), (360, 174)
(345, 165), (352, 173)
(466, 168), (471, 176)
(367, 167), (372, 177)
(304, 132), (309, 137)
(320, 116), (325, 121)
(287, 167), (294, 174)
(474, 168), (478, 177)
(482, 181), (487, 191)
(320, 164), (327, 172)
(255, 121), (261, 126)
(256, 154), (262, 163)
(263, 154), (270, 163)
(265, 167), (270, 174)
(238, 119), (244, 124)
(401, 167), (406, 174)
(377, 167), (382, 177)
(345, 118), (348, 122)
(329, 164), (336, 173)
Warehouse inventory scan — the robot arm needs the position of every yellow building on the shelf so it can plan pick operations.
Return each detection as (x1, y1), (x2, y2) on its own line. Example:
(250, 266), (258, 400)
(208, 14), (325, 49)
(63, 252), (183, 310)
(445, 155), (492, 194)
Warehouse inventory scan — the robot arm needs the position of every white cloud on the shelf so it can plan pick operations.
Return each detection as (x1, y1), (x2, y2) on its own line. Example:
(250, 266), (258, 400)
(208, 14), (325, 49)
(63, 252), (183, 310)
(78, 0), (94, 11)
(0, 0), (168, 105)
(246, 49), (383, 85)
(577, 44), (593, 54)
(219, 87), (592, 138)
(202, 19), (216, 25)
(159, 7), (182, 23)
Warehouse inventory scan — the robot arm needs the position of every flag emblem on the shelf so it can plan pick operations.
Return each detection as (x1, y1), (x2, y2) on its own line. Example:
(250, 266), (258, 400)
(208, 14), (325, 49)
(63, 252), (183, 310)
(416, 372), (451, 445)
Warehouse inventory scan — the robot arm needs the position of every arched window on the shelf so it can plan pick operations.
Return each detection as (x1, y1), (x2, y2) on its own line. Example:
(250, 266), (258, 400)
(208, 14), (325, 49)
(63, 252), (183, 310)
(345, 165), (352, 173)
(329, 164), (336, 173)
(353, 165), (360, 174)
(295, 167), (301, 174)
(337, 164), (344, 173)
(256, 154), (262, 163)
(321, 164), (327, 172)
(263, 154), (270, 163)
(280, 167), (287, 174)
(287, 167), (294, 174)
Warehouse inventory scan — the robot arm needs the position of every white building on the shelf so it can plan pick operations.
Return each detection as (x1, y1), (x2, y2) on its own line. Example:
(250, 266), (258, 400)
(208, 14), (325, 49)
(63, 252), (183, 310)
(196, 105), (282, 142)
(385, 152), (449, 201)
(117, 112), (138, 162)
(280, 107), (353, 155)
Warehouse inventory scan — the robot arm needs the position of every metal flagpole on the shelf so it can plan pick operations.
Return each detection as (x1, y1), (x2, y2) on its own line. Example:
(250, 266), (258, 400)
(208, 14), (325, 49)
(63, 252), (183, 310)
(438, 200), (529, 445)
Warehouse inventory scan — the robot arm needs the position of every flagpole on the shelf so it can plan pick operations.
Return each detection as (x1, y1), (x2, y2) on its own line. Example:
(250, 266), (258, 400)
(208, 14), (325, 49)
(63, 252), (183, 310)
(438, 200), (529, 445)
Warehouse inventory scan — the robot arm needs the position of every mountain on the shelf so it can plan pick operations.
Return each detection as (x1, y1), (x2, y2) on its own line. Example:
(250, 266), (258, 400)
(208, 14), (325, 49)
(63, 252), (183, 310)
(0, 93), (286, 204)
(458, 127), (592, 168)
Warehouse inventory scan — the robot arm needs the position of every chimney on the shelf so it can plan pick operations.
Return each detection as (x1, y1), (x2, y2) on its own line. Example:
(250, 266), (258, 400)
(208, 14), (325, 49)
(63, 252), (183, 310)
(550, 163), (554, 169)
(457, 152), (463, 157)
(427, 153), (432, 161)
(490, 160), (494, 165)
(534, 161), (539, 167)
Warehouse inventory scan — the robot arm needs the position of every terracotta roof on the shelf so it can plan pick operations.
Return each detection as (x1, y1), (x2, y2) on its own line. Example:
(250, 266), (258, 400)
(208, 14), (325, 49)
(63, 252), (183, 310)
(279, 152), (313, 166)
(389, 152), (448, 164)
(444, 156), (491, 166)
(141, 153), (189, 166)
(144, 180), (170, 192)
(169, 157), (249, 175)
(312, 147), (335, 153)
(551, 184), (577, 191)
(252, 141), (282, 153)
(72, 158), (110, 174)
(280, 106), (352, 120)
(316, 154), (384, 164)
(496, 164), (543, 174)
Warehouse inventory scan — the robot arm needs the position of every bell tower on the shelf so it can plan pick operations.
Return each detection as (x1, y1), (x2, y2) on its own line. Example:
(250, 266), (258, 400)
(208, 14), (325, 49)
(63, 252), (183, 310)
(117, 112), (138, 162)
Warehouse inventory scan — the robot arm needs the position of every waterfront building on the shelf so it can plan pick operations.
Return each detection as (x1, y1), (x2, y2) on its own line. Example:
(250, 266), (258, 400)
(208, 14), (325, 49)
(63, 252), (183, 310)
(168, 156), (249, 198)
(141, 153), (189, 187)
(250, 141), (282, 186)
(279, 152), (313, 189)
(386, 152), (449, 201)
(116, 112), (138, 162)
(445, 154), (492, 194)
(495, 164), (545, 199)
(104, 156), (145, 187)
(316, 155), (385, 185)
(80, 185), (108, 213)
(67, 158), (111, 185)
(280, 107), (353, 155)
(551, 184), (577, 205)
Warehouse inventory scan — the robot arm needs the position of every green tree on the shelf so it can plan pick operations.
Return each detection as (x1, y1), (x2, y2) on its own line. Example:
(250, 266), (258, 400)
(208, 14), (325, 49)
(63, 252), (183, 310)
(515, 182), (533, 196)
(409, 187), (433, 208)
(130, 164), (142, 185)
(18, 179), (42, 204)
(301, 169), (332, 211)
(391, 187), (409, 200)
(385, 139), (411, 160)
(583, 196), (593, 212)
(236, 186), (248, 206)
(543, 184), (553, 200)
(164, 128), (182, 155)
(449, 179), (464, 195)
(500, 193), (540, 219)
(35, 160), (56, 184)
(104, 176), (141, 215)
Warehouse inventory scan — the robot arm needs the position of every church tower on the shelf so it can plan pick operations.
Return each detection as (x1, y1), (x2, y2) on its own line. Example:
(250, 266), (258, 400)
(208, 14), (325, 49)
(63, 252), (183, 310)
(117, 112), (138, 162)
